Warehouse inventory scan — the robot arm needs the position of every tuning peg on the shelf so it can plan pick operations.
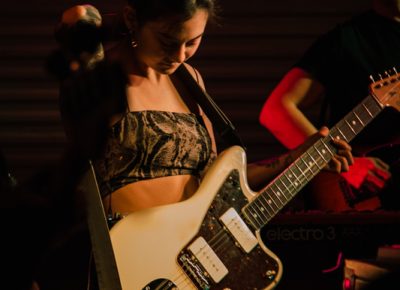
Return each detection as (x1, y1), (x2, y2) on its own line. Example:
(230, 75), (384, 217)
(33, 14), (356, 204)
(369, 75), (375, 83)
(370, 74), (384, 87)
(380, 72), (391, 86)
(393, 67), (400, 80)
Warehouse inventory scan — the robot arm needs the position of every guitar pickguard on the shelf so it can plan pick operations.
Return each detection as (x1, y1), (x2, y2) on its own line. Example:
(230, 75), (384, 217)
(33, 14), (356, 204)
(109, 146), (283, 290)
(178, 170), (281, 289)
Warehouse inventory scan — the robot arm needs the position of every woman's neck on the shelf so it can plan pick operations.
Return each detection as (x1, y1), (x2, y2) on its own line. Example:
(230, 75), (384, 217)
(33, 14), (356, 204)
(108, 39), (163, 83)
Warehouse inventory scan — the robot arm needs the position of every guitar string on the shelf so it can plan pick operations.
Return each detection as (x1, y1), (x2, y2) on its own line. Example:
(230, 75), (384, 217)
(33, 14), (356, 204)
(158, 113), (366, 289)
(239, 98), (381, 232)
(245, 148), (330, 229)
(170, 218), (241, 289)
(186, 93), (383, 287)
(166, 151), (330, 289)
(167, 173), (304, 286)
(173, 79), (400, 289)
(168, 155), (334, 289)
(167, 219), (236, 289)
(110, 107), (377, 290)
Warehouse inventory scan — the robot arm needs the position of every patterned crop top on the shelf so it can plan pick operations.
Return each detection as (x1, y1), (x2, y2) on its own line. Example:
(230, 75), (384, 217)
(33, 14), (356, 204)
(93, 110), (216, 197)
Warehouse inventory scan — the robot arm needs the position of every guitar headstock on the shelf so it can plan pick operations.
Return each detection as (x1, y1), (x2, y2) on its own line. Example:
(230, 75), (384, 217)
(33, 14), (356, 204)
(370, 71), (400, 111)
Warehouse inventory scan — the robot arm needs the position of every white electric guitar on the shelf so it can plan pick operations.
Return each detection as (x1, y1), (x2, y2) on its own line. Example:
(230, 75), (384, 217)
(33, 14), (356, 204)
(109, 73), (400, 290)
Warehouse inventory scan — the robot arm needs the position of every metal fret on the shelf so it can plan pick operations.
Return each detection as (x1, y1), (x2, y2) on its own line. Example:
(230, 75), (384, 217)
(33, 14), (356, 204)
(362, 102), (373, 117)
(277, 176), (292, 197)
(252, 198), (269, 221)
(300, 155), (316, 177)
(320, 138), (335, 157)
(306, 151), (322, 170)
(338, 120), (354, 140)
(271, 183), (285, 205)
(344, 119), (356, 135)
(294, 160), (309, 182)
(245, 203), (264, 229)
(257, 192), (275, 217)
(353, 110), (365, 126)
(336, 125), (349, 141)
(290, 163), (307, 185)
(313, 143), (328, 163)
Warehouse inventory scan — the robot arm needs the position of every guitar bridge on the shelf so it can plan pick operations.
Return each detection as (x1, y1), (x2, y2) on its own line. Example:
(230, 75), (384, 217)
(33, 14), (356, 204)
(178, 236), (229, 288)
(178, 251), (212, 289)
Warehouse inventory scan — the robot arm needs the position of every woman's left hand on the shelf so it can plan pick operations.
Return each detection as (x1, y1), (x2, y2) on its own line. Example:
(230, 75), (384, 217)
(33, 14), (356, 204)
(291, 126), (354, 173)
(325, 129), (354, 173)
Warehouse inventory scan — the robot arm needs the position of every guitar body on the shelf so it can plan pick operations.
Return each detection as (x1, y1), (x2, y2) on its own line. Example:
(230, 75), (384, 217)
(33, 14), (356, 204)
(109, 73), (400, 289)
(110, 146), (282, 290)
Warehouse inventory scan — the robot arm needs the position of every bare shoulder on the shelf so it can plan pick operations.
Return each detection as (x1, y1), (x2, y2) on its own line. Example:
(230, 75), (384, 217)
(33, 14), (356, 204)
(181, 63), (212, 130)
(182, 63), (206, 90)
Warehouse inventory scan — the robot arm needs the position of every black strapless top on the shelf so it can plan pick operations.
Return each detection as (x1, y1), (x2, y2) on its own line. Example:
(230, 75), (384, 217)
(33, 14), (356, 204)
(93, 110), (216, 197)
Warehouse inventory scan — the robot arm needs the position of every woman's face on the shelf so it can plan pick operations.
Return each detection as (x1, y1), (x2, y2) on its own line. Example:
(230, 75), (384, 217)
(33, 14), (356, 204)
(134, 9), (209, 74)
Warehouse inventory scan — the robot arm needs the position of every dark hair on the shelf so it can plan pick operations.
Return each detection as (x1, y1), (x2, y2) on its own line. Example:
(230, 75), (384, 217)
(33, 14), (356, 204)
(127, 0), (218, 26)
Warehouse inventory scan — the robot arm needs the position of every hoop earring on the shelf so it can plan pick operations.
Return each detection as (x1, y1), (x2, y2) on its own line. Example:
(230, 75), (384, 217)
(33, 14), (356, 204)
(129, 30), (138, 48)
(131, 40), (138, 48)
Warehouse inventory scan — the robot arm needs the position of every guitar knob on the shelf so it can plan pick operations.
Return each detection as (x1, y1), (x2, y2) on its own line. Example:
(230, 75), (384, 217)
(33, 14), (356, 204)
(265, 270), (276, 280)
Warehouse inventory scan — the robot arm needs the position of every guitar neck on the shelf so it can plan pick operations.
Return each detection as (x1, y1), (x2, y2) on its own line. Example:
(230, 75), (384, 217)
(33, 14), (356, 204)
(243, 94), (384, 230)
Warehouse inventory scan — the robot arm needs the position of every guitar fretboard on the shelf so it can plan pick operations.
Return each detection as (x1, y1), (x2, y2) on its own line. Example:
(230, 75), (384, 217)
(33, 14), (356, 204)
(243, 94), (383, 230)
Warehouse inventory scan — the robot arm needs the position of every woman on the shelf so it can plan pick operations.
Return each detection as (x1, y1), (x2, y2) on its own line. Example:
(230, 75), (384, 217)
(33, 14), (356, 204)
(51, 2), (354, 289)
(58, 0), (353, 218)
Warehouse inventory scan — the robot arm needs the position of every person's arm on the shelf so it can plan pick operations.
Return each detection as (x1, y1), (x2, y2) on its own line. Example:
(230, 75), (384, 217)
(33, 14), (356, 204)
(55, 5), (129, 154)
(259, 67), (391, 198)
(56, 5), (104, 70)
(247, 127), (353, 190)
(259, 67), (324, 149)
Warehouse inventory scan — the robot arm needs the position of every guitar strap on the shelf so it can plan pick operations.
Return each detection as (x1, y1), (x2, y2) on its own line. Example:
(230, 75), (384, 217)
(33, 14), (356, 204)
(174, 64), (245, 149)
(78, 161), (122, 290)
(77, 64), (243, 290)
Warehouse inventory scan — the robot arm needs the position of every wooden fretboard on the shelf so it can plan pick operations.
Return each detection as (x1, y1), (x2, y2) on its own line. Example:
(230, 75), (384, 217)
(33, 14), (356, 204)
(244, 94), (383, 230)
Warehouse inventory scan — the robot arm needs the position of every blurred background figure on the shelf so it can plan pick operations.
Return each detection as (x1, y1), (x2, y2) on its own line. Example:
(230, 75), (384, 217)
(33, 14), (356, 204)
(260, 0), (400, 212)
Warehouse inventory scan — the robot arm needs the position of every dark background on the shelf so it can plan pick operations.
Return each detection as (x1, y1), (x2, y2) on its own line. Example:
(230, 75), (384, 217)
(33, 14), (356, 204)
(0, 0), (371, 183)
(4, 1), (398, 290)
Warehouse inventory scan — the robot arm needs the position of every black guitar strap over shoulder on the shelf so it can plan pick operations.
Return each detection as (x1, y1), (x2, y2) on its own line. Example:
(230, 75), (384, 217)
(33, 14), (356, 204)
(79, 161), (122, 290)
(80, 64), (244, 290)
(174, 64), (245, 150)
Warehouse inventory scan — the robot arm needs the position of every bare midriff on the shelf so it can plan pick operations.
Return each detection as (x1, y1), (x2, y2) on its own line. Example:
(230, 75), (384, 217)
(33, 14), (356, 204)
(102, 174), (200, 214)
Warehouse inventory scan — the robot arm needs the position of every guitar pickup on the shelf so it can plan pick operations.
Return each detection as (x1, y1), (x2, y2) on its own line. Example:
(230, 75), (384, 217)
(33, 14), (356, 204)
(220, 207), (258, 253)
(188, 237), (229, 283)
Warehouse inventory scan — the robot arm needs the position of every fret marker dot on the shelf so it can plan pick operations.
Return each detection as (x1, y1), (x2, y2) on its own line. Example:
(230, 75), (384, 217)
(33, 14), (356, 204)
(268, 200), (272, 204)
(294, 182), (298, 186)
(308, 161), (313, 166)
(322, 149), (326, 154)
(352, 120), (357, 125)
